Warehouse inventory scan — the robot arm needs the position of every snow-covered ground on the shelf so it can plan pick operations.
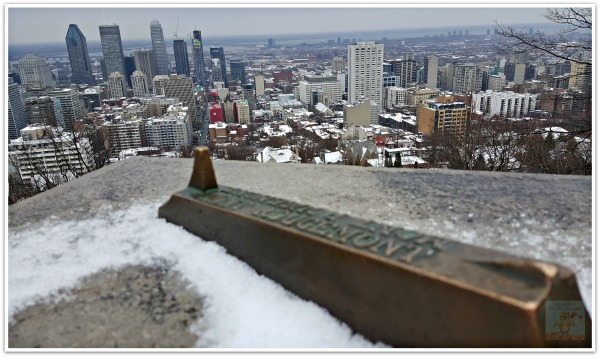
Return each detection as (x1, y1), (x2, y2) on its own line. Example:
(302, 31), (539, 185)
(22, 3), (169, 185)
(8, 201), (386, 348)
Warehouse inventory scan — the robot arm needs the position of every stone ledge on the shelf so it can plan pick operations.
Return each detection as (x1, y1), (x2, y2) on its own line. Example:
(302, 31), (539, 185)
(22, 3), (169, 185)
(7, 157), (593, 347)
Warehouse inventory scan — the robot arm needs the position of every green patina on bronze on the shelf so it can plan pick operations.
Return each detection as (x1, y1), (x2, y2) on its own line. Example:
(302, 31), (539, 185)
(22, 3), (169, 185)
(158, 147), (592, 348)
(188, 186), (455, 264)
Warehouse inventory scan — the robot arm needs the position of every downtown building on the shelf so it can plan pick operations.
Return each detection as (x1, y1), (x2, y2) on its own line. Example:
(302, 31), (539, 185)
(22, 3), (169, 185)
(99, 24), (126, 79)
(390, 58), (417, 88)
(297, 75), (344, 107)
(210, 47), (227, 84)
(47, 88), (84, 132)
(144, 104), (193, 149)
(424, 54), (438, 89)
(385, 86), (408, 108)
(18, 54), (54, 87)
(104, 119), (145, 157)
(8, 77), (28, 140)
(65, 24), (95, 85)
(452, 64), (484, 94)
(417, 95), (471, 136)
(8, 125), (94, 183)
(472, 90), (538, 119)
(133, 49), (158, 90)
(150, 20), (170, 75)
(229, 59), (246, 84)
(192, 30), (207, 86)
(131, 71), (150, 97)
(107, 72), (127, 98)
(173, 39), (191, 77)
(347, 42), (384, 108)
(25, 96), (65, 127)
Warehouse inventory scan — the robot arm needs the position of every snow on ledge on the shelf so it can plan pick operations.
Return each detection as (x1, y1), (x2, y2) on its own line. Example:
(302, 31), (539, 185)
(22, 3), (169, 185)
(8, 202), (385, 348)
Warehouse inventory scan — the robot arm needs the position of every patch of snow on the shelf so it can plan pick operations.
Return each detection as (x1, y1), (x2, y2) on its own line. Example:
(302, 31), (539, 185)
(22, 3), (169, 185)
(8, 202), (383, 348)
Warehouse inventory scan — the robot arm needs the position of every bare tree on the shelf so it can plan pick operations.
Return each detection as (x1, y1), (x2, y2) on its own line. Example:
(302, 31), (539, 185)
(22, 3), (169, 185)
(494, 7), (591, 65)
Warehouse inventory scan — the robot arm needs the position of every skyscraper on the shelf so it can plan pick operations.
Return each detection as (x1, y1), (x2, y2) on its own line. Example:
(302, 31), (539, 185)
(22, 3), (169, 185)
(48, 88), (84, 132)
(424, 54), (438, 89)
(192, 30), (206, 86)
(123, 56), (136, 88)
(8, 77), (27, 140)
(99, 25), (125, 77)
(133, 49), (158, 90)
(452, 64), (484, 93)
(25, 96), (65, 127)
(173, 39), (190, 77)
(65, 24), (95, 85)
(229, 59), (246, 84)
(347, 41), (384, 108)
(150, 20), (169, 75)
(131, 71), (150, 97)
(210, 47), (227, 84)
(390, 59), (417, 88)
(107, 72), (127, 98)
(18, 54), (54, 87)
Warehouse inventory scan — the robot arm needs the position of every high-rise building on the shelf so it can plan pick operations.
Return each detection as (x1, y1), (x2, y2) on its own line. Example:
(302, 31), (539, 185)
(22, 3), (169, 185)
(25, 96), (65, 127)
(487, 73), (507, 92)
(452, 64), (484, 93)
(150, 20), (169, 75)
(99, 24), (126, 77)
(254, 74), (265, 96)
(568, 61), (592, 95)
(229, 59), (246, 84)
(298, 75), (344, 107)
(236, 99), (250, 124)
(347, 41), (384, 108)
(104, 120), (144, 157)
(99, 58), (108, 81)
(133, 49), (158, 90)
(192, 30), (206, 86)
(8, 77), (28, 140)
(144, 105), (193, 149)
(47, 88), (84, 132)
(123, 56), (136, 88)
(332, 57), (345, 73)
(107, 72), (127, 98)
(268, 38), (275, 47)
(210, 47), (227, 84)
(424, 54), (438, 89)
(8, 126), (94, 183)
(131, 70), (150, 97)
(173, 39), (190, 77)
(390, 59), (417, 88)
(18, 55), (54, 87)
(65, 24), (95, 85)
(385, 86), (408, 108)
(162, 74), (196, 124)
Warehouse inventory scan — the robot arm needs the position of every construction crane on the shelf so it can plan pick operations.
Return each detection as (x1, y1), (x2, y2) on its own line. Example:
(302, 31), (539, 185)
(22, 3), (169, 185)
(173, 17), (179, 39)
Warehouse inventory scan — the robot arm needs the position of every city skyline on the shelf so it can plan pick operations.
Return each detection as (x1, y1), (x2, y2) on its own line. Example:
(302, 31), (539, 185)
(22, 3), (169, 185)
(8, 6), (558, 46)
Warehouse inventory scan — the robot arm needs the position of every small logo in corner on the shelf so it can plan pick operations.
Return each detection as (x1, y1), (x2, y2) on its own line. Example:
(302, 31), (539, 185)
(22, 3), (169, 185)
(545, 300), (586, 341)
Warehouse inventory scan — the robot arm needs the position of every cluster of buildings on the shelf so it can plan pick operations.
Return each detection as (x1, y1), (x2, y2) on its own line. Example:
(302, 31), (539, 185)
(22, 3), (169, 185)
(7, 19), (592, 188)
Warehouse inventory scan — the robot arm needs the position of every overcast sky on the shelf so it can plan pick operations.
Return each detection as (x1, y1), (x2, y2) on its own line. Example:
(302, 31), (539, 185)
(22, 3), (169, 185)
(8, 5), (557, 45)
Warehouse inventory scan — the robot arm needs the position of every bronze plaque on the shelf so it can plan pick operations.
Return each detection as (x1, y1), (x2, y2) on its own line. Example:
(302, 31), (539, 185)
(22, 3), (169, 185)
(159, 147), (592, 348)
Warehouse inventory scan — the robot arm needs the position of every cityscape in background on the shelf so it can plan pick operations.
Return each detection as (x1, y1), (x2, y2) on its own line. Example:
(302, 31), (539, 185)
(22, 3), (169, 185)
(6, 6), (592, 204)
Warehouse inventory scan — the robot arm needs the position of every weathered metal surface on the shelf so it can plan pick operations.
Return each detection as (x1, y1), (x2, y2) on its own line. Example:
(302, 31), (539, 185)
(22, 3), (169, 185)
(158, 147), (592, 348)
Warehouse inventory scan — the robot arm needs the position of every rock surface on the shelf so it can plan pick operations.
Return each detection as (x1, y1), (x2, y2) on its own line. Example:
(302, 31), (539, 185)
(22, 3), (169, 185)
(9, 264), (203, 348)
